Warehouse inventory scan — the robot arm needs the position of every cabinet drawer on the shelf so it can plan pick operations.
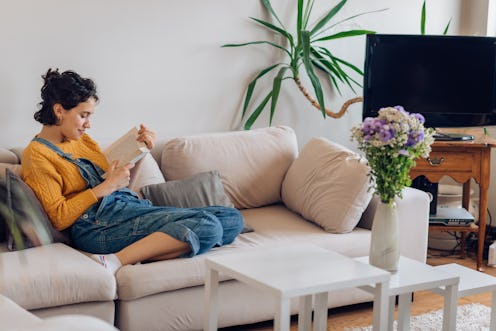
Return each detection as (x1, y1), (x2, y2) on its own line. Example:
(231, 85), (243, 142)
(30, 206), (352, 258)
(415, 152), (474, 172)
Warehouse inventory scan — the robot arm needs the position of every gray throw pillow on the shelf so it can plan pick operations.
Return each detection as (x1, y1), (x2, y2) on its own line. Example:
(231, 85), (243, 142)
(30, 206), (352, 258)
(141, 170), (253, 233)
(2, 168), (70, 250)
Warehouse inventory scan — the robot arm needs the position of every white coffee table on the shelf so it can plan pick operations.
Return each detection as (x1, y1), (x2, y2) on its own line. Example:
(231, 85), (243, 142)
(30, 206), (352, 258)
(204, 244), (391, 331)
(431, 263), (496, 331)
(354, 256), (459, 331)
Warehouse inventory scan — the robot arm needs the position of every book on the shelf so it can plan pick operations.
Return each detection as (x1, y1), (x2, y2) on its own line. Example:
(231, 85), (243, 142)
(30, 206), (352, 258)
(429, 207), (475, 226)
(103, 127), (150, 167)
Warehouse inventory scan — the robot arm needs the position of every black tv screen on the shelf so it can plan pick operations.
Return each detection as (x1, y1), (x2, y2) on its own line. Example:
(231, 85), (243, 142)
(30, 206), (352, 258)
(363, 34), (496, 128)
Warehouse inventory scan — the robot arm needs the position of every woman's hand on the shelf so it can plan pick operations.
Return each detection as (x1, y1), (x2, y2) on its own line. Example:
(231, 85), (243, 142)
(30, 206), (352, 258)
(92, 161), (135, 198)
(137, 124), (156, 149)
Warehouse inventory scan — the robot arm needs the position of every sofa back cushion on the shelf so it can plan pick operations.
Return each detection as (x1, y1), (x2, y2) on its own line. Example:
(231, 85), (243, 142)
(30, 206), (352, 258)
(161, 126), (298, 209)
(0, 148), (19, 164)
(281, 137), (372, 233)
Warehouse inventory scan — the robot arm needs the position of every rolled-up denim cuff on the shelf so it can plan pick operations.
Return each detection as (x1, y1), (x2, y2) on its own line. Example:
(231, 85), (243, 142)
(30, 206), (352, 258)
(179, 229), (200, 258)
(158, 222), (200, 257)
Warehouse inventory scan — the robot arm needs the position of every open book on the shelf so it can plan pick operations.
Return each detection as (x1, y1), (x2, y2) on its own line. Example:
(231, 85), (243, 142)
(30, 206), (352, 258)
(104, 127), (150, 167)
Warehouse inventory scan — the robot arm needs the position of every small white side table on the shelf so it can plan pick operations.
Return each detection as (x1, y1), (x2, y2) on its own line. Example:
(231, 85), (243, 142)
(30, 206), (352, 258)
(355, 256), (459, 331)
(431, 263), (496, 331)
(204, 244), (391, 331)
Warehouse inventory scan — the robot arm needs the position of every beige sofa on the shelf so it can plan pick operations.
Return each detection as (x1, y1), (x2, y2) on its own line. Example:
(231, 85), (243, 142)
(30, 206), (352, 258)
(0, 126), (430, 331)
(0, 294), (117, 331)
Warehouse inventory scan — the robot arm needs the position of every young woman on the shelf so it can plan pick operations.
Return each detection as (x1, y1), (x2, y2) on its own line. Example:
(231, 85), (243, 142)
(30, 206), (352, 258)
(21, 68), (244, 274)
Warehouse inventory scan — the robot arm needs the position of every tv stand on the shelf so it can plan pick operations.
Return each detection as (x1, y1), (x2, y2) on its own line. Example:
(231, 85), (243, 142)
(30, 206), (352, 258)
(433, 132), (475, 141)
(410, 130), (496, 271)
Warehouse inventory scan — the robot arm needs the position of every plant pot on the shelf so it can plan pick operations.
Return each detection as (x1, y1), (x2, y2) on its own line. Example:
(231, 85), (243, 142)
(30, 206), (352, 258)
(369, 201), (400, 272)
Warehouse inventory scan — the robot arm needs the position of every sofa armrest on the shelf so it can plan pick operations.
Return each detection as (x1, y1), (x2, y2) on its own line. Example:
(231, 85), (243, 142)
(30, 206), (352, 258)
(0, 243), (116, 310)
(358, 187), (430, 263)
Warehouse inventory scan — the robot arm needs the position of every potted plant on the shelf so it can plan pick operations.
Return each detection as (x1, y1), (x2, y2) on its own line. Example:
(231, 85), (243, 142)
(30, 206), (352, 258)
(223, 0), (381, 129)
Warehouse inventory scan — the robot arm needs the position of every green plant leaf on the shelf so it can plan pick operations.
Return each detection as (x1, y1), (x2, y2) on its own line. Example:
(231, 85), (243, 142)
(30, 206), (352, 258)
(421, 1), (426, 35)
(297, 0), (304, 34)
(250, 17), (294, 47)
(242, 64), (280, 118)
(313, 30), (375, 42)
(261, 0), (286, 31)
(443, 18), (452, 35)
(310, 0), (347, 36)
(311, 59), (343, 96)
(301, 30), (325, 117)
(222, 41), (291, 57)
(326, 8), (387, 31)
(311, 47), (345, 82)
(318, 46), (364, 80)
(420, 1), (451, 35)
(331, 55), (364, 76)
(330, 56), (357, 93)
(1, 204), (24, 250)
(244, 91), (272, 130)
(270, 67), (289, 125)
(312, 47), (361, 93)
(302, 0), (315, 31)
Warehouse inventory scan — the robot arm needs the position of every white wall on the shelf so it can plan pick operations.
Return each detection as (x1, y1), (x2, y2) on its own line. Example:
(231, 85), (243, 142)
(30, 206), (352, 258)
(489, 0), (496, 36)
(3, 0), (496, 218)
(0, 0), (461, 148)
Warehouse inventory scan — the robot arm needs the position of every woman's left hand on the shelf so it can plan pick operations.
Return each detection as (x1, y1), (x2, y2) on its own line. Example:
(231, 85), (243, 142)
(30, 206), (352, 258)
(137, 124), (157, 149)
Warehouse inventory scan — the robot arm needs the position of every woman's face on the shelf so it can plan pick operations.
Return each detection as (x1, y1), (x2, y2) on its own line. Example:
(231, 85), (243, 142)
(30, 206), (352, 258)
(56, 97), (96, 141)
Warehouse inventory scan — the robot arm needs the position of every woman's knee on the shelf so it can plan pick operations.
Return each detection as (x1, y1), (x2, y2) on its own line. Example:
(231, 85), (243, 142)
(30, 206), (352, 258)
(218, 208), (244, 245)
(194, 213), (224, 253)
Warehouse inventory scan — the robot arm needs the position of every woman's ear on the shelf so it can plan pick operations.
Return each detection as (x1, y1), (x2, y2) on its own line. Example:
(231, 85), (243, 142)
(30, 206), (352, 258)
(53, 103), (65, 125)
(53, 103), (64, 117)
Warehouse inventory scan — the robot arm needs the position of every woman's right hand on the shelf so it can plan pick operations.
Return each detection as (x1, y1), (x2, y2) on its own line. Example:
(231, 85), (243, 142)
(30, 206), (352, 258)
(92, 161), (135, 198)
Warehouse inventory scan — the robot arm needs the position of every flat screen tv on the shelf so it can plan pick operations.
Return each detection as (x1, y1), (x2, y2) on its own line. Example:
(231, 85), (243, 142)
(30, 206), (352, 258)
(362, 34), (496, 132)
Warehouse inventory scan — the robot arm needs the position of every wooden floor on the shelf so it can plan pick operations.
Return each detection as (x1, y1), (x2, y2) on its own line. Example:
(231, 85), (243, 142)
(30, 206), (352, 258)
(221, 249), (496, 331)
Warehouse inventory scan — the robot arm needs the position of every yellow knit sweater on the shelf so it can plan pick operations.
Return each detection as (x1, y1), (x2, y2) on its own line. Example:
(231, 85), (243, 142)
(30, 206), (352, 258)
(21, 134), (109, 230)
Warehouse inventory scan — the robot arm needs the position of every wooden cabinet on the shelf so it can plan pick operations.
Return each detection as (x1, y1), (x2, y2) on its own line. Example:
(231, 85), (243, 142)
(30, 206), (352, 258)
(410, 132), (496, 271)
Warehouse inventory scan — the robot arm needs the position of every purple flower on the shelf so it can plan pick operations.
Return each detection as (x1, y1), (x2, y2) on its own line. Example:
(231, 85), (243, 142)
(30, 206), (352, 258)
(398, 149), (409, 156)
(406, 130), (425, 146)
(379, 126), (395, 142)
(373, 118), (386, 131)
(394, 105), (408, 114)
(362, 117), (375, 135)
(411, 113), (425, 124)
(417, 130), (425, 141)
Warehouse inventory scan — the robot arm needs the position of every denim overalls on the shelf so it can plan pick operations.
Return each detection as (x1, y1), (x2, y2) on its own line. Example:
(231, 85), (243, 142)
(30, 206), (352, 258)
(32, 137), (244, 256)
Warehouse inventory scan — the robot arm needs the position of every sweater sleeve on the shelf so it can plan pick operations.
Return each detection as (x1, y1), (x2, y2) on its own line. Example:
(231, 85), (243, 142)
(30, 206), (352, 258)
(22, 144), (99, 231)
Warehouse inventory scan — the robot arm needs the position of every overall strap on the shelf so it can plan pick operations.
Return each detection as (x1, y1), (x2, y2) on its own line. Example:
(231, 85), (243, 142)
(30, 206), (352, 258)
(32, 137), (75, 161)
(32, 137), (105, 188)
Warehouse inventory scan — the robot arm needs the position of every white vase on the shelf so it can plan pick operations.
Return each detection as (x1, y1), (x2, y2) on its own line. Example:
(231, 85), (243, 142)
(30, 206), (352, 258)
(369, 201), (400, 272)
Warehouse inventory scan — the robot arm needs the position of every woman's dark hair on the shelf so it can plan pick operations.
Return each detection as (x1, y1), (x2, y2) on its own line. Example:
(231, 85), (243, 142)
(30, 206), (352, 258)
(34, 68), (99, 125)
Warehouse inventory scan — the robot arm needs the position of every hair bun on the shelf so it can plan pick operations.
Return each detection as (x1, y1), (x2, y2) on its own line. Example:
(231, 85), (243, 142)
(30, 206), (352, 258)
(42, 68), (60, 83)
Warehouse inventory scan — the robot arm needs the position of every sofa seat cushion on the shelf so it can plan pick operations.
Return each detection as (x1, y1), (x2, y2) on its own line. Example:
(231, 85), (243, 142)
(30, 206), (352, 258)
(116, 204), (371, 300)
(160, 126), (298, 209)
(0, 243), (116, 310)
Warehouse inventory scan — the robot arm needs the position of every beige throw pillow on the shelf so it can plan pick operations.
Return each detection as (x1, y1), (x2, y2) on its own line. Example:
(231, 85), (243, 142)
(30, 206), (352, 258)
(281, 137), (372, 233)
(128, 153), (166, 195)
(161, 126), (298, 209)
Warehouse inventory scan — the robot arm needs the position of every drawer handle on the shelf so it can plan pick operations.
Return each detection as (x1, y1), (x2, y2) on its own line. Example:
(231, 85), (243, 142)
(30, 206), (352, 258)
(427, 156), (445, 166)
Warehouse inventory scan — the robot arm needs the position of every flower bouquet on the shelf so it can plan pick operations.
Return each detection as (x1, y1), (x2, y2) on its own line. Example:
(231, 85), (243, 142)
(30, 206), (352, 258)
(351, 106), (435, 204)
(351, 106), (435, 271)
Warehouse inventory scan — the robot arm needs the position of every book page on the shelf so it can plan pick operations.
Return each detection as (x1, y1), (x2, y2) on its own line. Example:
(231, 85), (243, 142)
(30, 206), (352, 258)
(104, 127), (150, 166)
